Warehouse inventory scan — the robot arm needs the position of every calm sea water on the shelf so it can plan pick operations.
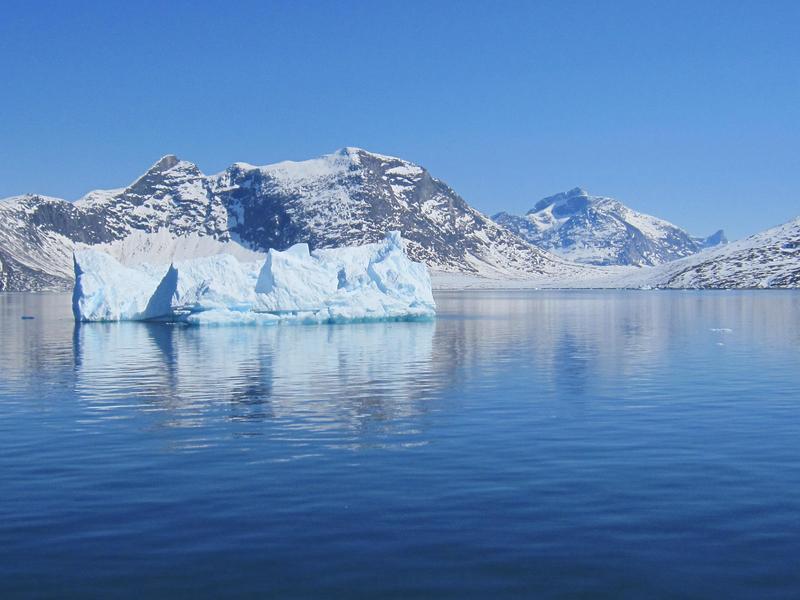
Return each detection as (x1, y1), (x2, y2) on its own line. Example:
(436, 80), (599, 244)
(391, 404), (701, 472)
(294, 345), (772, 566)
(1, 290), (799, 598)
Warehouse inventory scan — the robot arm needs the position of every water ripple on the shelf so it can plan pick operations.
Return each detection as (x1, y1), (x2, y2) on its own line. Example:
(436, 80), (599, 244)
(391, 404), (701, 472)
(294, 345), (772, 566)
(1, 291), (800, 597)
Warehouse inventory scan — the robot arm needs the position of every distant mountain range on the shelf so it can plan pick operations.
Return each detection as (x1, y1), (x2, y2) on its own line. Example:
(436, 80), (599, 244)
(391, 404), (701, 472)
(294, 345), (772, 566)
(0, 148), (582, 291)
(492, 187), (726, 267)
(0, 149), (797, 291)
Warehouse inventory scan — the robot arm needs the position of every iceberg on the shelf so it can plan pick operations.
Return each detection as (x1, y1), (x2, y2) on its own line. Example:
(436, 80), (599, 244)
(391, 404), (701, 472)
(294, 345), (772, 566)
(147, 254), (262, 317)
(72, 232), (436, 324)
(71, 251), (167, 322)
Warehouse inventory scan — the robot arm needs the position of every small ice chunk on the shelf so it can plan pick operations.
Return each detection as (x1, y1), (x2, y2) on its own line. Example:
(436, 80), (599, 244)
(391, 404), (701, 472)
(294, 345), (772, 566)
(184, 309), (281, 326)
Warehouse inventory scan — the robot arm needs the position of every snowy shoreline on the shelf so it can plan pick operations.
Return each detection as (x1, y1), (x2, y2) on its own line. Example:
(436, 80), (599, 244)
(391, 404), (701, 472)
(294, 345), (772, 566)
(430, 271), (799, 291)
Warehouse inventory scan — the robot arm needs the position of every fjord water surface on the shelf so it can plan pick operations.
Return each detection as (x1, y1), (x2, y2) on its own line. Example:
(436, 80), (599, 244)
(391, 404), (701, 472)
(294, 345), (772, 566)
(1, 291), (799, 598)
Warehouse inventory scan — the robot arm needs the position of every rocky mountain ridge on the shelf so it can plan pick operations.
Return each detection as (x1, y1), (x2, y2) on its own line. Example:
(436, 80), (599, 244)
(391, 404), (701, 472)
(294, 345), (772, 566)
(493, 187), (726, 266)
(0, 148), (585, 291)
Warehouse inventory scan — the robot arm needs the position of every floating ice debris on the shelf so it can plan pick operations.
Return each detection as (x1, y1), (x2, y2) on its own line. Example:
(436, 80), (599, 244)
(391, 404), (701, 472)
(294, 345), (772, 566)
(72, 232), (436, 324)
(709, 328), (733, 333)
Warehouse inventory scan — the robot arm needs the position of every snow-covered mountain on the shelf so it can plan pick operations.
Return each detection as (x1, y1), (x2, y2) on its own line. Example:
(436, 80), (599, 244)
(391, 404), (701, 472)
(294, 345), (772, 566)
(492, 187), (726, 266)
(434, 216), (800, 290)
(0, 148), (584, 291)
(642, 217), (800, 288)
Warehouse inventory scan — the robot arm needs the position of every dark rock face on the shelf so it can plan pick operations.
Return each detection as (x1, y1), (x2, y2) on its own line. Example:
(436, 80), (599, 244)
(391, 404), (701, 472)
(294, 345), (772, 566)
(0, 249), (71, 292)
(215, 149), (560, 272)
(696, 229), (728, 249)
(0, 148), (575, 291)
(494, 187), (725, 267)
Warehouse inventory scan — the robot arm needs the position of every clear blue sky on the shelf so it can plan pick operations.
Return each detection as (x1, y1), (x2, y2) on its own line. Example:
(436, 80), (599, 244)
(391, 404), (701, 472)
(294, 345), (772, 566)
(1, 0), (798, 239)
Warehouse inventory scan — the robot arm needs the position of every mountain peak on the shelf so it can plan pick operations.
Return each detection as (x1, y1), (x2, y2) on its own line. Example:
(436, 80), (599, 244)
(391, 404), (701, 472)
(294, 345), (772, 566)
(496, 188), (727, 267)
(334, 147), (412, 165)
(124, 154), (202, 195)
(529, 187), (591, 214)
(331, 147), (376, 162)
(338, 146), (365, 156)
(140, 154), (203, 178)
(702, 229), (728, 248)
(148, 154), (181, 174)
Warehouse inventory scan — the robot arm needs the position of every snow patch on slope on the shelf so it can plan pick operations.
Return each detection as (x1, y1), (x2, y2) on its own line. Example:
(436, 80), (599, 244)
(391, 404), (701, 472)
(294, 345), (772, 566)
(93, 229), (264, 266)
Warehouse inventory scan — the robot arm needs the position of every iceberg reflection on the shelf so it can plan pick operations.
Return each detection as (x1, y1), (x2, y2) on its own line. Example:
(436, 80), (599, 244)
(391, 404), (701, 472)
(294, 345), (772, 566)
(3, 290), (799, 452)
(74, 320), (437, 435)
